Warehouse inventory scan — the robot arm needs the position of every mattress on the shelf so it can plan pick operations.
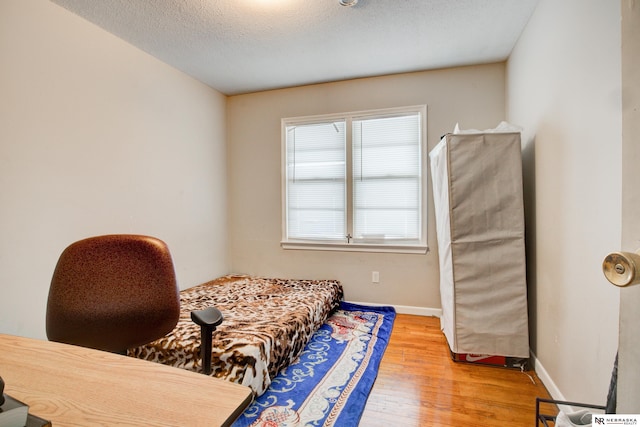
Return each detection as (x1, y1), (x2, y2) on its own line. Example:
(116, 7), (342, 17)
(128, 275), (343, 396)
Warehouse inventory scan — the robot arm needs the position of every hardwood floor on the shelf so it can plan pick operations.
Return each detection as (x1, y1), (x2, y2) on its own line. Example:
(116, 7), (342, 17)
(360, 314), (554, 427)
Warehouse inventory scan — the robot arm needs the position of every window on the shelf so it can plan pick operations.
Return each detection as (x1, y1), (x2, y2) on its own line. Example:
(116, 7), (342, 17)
(281, 105), (427, 253)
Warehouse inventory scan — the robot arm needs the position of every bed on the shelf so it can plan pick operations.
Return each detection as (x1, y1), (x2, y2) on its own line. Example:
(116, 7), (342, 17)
(128, 274), (343, 396)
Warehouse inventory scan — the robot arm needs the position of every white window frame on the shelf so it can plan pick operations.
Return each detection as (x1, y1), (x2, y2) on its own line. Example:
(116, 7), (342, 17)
(281, 105), (428, 254)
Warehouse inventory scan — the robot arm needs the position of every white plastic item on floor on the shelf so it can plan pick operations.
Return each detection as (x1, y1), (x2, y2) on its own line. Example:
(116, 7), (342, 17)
(555, 410), (592, 426)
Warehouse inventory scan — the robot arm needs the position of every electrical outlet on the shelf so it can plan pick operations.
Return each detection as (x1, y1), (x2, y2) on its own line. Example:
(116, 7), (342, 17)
(372, 271), (380, 283)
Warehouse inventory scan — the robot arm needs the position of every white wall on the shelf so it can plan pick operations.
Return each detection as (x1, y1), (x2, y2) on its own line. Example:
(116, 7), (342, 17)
(507, 0), (621, 405)
(227, 64), (506, 312)
(0, 0), (229, 339)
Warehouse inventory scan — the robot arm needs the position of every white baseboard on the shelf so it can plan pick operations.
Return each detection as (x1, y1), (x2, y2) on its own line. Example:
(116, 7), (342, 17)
(530, 350), (580, 414)
(346, 300), (442, 317)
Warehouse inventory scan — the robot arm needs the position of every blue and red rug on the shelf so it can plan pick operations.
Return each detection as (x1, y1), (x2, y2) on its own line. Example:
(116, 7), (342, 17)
(232, 301), (396, 427)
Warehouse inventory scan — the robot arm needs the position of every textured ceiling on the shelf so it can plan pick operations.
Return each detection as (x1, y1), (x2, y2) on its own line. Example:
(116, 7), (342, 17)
(50, 0), (539, 95)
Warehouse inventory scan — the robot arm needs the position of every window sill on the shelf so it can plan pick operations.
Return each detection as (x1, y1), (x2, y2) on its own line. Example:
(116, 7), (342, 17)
(281, 241), (428, 254)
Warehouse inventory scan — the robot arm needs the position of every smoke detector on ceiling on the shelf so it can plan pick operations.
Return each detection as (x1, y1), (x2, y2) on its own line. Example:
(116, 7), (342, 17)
(339, 0), (358, 6)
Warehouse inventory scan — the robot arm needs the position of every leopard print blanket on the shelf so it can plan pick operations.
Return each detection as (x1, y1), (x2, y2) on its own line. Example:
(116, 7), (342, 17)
(128, 275), (343, 396)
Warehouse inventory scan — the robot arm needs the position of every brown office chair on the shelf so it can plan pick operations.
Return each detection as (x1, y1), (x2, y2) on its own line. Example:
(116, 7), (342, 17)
(46, 234), (180, 354)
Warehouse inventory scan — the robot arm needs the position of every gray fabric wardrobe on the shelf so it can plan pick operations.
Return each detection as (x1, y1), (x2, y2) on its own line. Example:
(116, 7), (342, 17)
(429, 130), (529, 364)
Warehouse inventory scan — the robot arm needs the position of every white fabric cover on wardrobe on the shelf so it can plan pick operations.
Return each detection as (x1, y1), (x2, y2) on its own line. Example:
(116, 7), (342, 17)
(429, 131), (529, 358)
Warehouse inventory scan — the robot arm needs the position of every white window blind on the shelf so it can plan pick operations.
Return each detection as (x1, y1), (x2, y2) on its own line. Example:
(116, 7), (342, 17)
(282, 106), (426, 253)
(352, 113), (422, 243)
(286, 121), (346, 240)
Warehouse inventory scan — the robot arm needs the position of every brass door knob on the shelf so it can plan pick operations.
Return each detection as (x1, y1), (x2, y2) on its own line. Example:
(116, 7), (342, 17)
(603, 250), (640, 287)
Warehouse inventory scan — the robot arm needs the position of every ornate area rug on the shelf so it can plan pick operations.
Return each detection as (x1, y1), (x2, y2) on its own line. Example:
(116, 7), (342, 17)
(232, 302), (396, 427)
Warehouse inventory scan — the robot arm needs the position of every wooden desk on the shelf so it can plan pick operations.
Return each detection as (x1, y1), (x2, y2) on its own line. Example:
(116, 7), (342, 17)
(0, 334), (253, 426)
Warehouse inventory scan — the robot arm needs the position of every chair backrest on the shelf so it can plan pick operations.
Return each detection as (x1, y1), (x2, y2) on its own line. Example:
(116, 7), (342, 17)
(46, 234), (180, 353)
